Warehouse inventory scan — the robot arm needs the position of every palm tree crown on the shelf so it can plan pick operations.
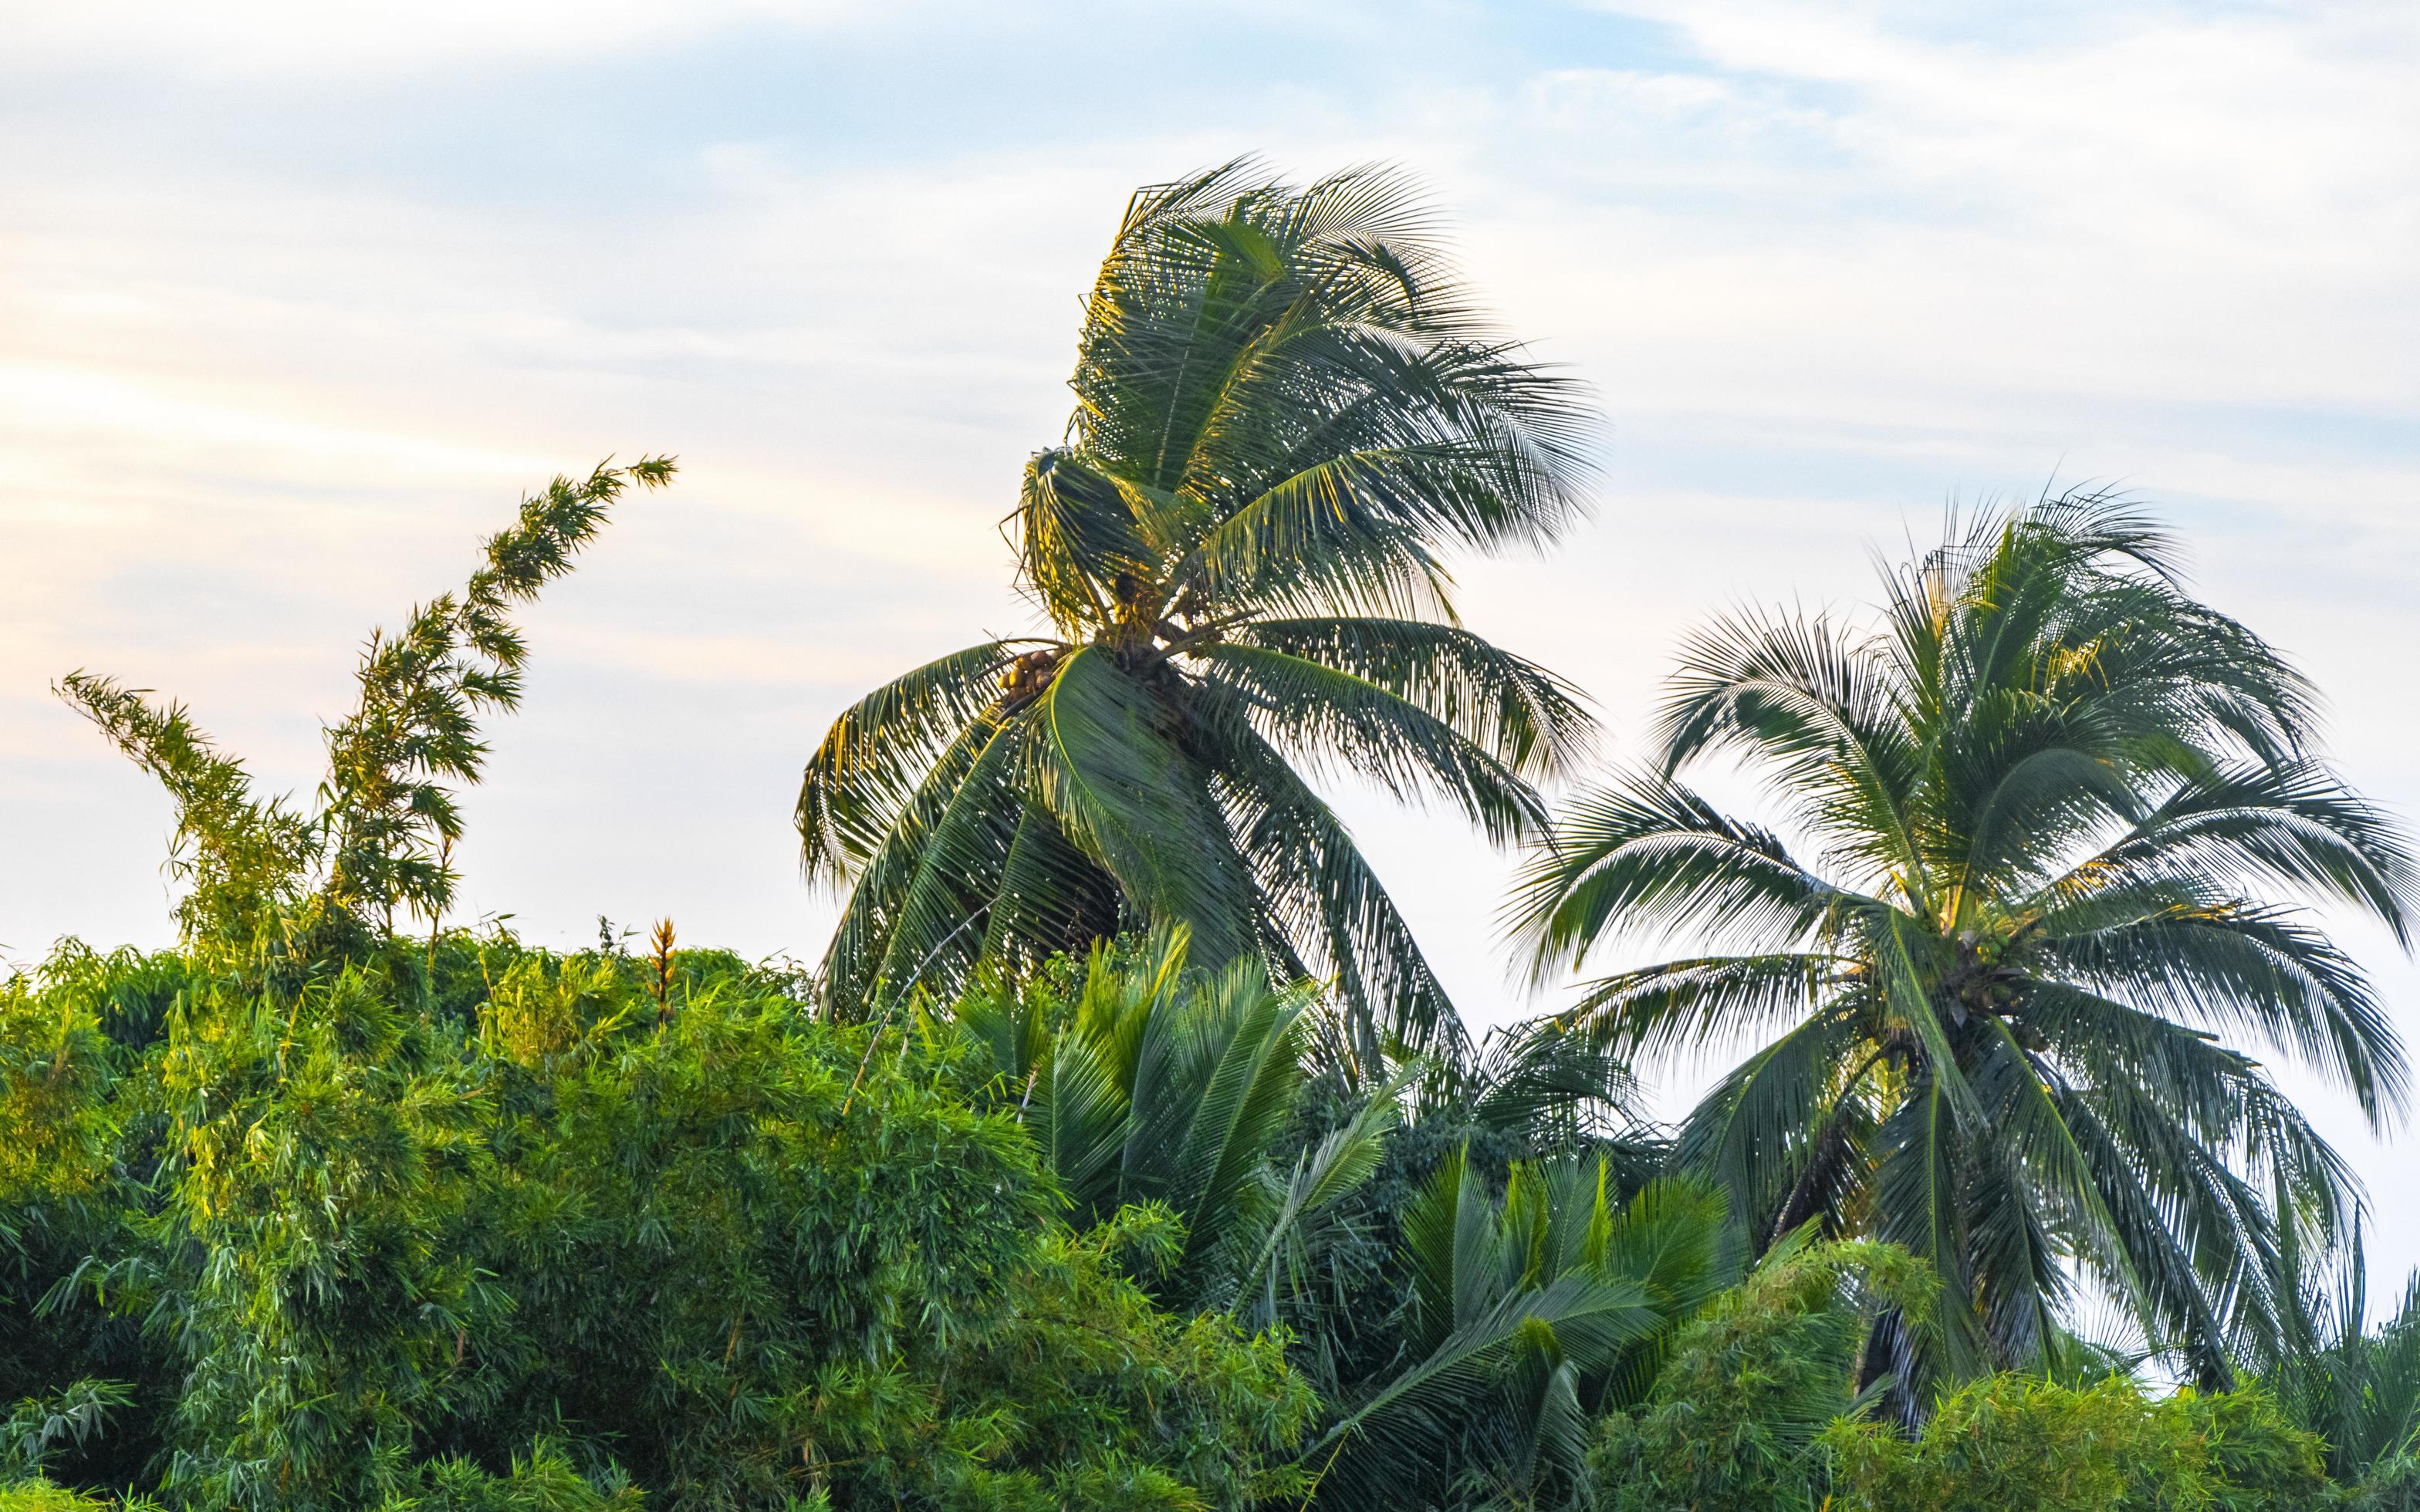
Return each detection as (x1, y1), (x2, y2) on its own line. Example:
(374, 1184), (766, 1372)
(1514, 494), (2416, 1385)
(800, 161), (1595, 1051)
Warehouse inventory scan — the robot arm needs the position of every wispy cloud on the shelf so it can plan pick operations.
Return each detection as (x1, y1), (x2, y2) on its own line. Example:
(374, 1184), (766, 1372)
(7, 0), (890, 74)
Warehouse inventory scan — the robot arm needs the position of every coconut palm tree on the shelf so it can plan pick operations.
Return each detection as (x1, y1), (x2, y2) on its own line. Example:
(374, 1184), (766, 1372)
(1513, 494), (2416, 1386)
(797, 161), (1594, 1053)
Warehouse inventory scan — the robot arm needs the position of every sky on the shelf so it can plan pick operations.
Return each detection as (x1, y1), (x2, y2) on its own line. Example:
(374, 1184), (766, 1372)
(4, 1), (2417, 1277)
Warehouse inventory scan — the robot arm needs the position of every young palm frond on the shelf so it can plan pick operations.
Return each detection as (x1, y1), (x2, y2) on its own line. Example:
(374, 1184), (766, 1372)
(1514, 491), (2416, 1389)
(942, 926), (1410, 1325)
(802, 162), (1597, 1053)
(1299, 1150), (1737, 1511)
(2266, 1219), (2420, 1487)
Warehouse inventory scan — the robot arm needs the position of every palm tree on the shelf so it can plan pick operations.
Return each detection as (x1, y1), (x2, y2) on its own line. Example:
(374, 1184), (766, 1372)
(1302, 1153), (1735, 1510)
(1513, 494), (2416, 1386)
(947, 926), (1411, 1324)
(797, 161), (1594, 1052)
(2267, 1219), (2420, 1487)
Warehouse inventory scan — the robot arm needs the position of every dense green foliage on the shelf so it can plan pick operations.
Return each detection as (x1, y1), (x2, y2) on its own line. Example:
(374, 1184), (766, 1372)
(1583, 1235), (1932, 1511)
(8, 464), (1310, 1510)
(25, 923), (2351, 1511)
(945, 926), (1413, 1323)
(4, 876), (1313, 1512)
(14, 167), (2420, 1510)
(1823, 1375), (2327, 1510)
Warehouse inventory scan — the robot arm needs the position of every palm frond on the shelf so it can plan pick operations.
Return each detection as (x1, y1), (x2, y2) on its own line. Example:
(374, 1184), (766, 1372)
(1552, 953), (1853, 1065)
(1512, 775), (1864, 977)
(978, 801), (1124, 974)
(1202, 697), (1465, 1056)
(1235, 615), (1594, 775)
(2042, 902), (2406, 1124)
(1028, 647), (1259, 968)
(1650, 606), (1925, 893)
(2033, 758), (2418, 947)
(1670, 1004), (1873, 1240)
(1229, 1062), (1414, 1322)
(818, 713), (1016, 1012)
(1195, 643), (1550, 842)
(863, 717), (1033, 1003)
(1868, 1066), (1992, 1376)
(796, 640), (1041, 883)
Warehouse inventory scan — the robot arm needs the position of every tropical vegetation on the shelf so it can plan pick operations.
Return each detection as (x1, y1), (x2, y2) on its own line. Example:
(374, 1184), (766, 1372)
(8, 166), (2418, 1510)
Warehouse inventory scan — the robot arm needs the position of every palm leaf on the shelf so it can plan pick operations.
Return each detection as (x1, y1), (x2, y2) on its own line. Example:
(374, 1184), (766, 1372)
(1195, 643), (1549, 841)
(795, 639), (1036, 883)
(1235, 615), (1594, 774)
(1028, 647), (1258, 968)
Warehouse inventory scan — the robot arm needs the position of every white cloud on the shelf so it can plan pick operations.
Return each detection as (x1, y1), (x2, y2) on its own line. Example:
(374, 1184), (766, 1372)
(1620, 0), (2420, 263)
(1367, 2), (2418, 575)
(2, 0), (884, 75)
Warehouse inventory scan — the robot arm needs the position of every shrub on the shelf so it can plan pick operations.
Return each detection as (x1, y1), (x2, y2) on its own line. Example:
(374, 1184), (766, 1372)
(1823, 1374), (2328, 1511)
(1583, 1237), (1929, 1512)
(0, 1481), (158, 1512)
